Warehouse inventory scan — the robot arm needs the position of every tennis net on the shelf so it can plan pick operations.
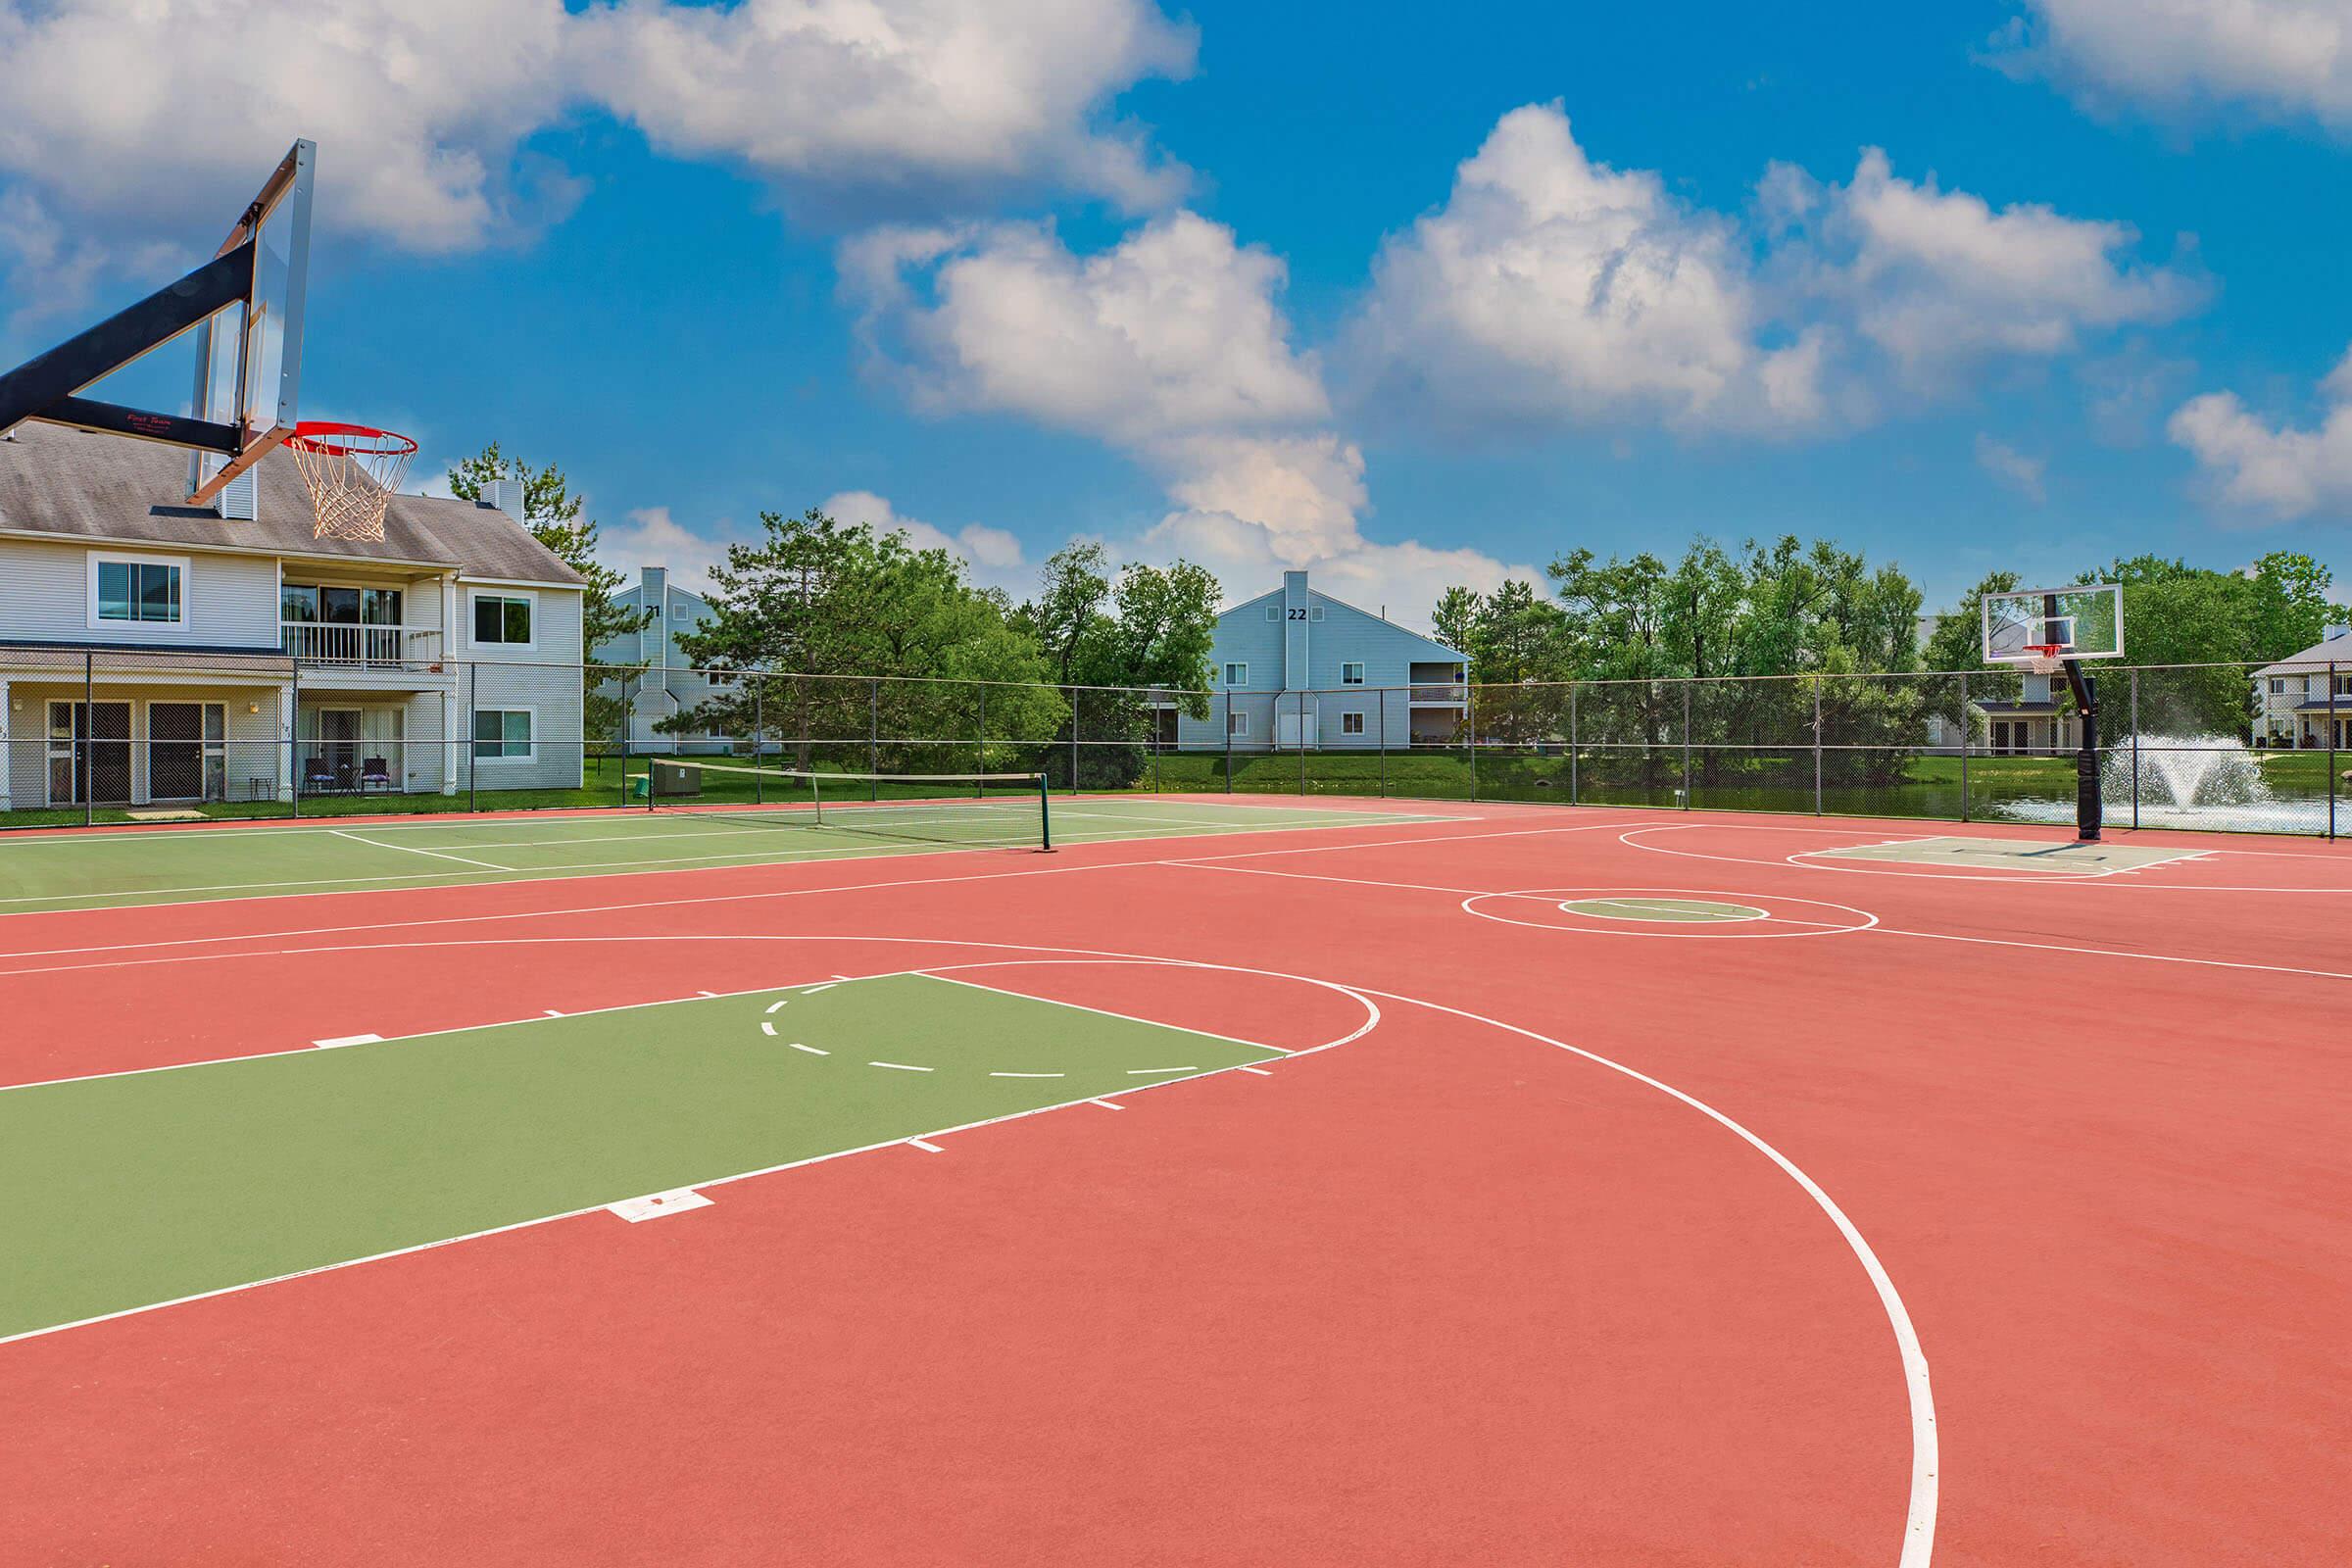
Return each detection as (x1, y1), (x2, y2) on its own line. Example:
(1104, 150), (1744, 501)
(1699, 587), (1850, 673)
(638, 760), (1052, 851)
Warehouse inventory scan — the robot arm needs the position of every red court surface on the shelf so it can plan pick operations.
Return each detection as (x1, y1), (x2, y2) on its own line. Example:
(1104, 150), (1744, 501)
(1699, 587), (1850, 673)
(4, 798), (2348, 1565)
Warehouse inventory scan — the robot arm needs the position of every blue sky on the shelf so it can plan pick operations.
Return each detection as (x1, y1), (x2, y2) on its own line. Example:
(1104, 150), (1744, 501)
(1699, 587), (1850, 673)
(7, 0), (2352, 628)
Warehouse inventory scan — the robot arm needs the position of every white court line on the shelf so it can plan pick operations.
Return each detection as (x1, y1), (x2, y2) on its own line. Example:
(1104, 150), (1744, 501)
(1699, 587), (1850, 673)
(868, 1059), (932, 1072)
(803, 982), (837, 994)
(920, 971), (1298, 1055)
(786, 1042), (828, 1056)
(328, 829), (511, 872)
(758, 1021), (776, 1037)
(0, 931), (1934, 1566)
(312, 1033), (381, 1050)
(989, 1071), (1064, 1078)
(1128, 1066), (1196, 1075)
(763, 1000), (789, 1013)
(1240, 1065), (1273, 1076)
(906, 1139), (945, 1153)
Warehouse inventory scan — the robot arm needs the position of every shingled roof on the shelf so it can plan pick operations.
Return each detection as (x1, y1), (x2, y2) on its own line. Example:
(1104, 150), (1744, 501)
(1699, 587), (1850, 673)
(0, 421), (584, 586)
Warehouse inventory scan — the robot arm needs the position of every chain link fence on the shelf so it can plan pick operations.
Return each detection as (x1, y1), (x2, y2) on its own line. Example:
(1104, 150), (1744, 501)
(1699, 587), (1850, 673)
(1, 650), (2340, 838)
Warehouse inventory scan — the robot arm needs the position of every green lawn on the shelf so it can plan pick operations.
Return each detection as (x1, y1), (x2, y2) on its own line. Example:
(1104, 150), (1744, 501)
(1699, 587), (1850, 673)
(0, 975), (1283, 1341)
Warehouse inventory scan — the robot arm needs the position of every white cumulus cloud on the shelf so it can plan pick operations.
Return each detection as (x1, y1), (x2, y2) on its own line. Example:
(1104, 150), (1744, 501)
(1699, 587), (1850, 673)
(1347, 104), (2201, 435)
(1974, 434), (2048, 502)
(1999, 0), (2352, 131)
(567, 0), (1195, 214)
(1348, 103), (1822, 434)
(598, 505), (734, 594)
(2169, 347), (2352, 518)
(822, 488), (1029, 590)
(847, 214), (1539, 623)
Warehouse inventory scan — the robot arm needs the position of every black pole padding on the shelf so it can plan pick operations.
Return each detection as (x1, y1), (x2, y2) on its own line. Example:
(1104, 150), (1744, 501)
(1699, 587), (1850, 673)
(2062, 661), (2101, 842)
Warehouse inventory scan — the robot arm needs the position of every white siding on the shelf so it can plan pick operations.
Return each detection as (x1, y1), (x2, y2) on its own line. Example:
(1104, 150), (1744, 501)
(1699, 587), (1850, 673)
(0, 536), (281, 648)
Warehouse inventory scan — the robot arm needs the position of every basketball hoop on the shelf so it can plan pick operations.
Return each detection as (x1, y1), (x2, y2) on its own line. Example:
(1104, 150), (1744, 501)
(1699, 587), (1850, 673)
(285, 421), (416, 543)
(2023, 643), (2071, 675)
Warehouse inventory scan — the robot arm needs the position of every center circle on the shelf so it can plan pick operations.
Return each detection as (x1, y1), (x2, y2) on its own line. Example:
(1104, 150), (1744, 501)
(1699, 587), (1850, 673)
(1557, 897), (1768, 924)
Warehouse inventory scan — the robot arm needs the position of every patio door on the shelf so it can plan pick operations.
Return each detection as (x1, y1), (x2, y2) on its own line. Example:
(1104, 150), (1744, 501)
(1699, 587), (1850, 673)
(46, 702), (131, 805)
(149, 703), (225, 801)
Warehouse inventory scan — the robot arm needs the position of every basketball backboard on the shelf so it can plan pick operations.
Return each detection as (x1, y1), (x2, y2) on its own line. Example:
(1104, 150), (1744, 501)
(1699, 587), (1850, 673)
(1983, 583), (2124, 664)
(188, 140), (315, 504)
(0, 139), (314, 506)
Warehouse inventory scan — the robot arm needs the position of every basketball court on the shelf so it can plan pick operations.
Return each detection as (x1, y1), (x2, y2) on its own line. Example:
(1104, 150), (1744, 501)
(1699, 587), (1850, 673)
(3, 790), (2349, 1565)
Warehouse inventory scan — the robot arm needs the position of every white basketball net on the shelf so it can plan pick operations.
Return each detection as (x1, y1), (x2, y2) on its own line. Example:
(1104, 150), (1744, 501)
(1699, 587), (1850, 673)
(286, 426), (416, 543)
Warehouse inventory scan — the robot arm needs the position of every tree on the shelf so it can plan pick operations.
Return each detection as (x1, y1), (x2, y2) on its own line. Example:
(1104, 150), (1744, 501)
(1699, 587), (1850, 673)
(1023, 542), (1112, 686)
(675, 508), (1061, 769)
(1013, 552), (1222, 784)
(1431, 586), (1482, 660)
(447, 443), (649, 745)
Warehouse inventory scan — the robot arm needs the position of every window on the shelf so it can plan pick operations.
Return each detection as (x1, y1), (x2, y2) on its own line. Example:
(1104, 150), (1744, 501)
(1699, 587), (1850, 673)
(1228, 710), (1249, 737)
(472, 708), (535, 760)
(92, 556), (183, 624)
(472, 592), (533, 647)
(1224, 662), (1248, 686)
(1342, 662), (1365, 685)
(671, 603), (692, 620)
(1264, 606), (1280, 622)
(2271, 678), (2286, 695)
(1342, 711), (1365, 735)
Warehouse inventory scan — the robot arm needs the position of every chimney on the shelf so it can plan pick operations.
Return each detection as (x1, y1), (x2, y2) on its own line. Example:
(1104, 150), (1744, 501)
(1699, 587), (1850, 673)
(641, 566), (666, 663)
(217, 466), (257, 521)
(483, 477), (527, 524)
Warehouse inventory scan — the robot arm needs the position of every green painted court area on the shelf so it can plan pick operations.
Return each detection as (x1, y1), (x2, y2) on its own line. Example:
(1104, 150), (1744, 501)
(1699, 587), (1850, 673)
(0, 975), (1281, 1341)
(0, 797), (1449, 916)
(1558, 897), (1767, 923)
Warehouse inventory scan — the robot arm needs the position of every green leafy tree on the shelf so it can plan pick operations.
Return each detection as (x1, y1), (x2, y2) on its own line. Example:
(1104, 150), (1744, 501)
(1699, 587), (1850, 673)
(674, 508), (1061, 769)
(446, 443), (649, 744)
(1014, 549), (1222, 783)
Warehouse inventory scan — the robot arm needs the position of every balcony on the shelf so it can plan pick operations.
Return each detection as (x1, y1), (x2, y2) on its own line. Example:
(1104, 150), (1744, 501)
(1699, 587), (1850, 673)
(1407, 684), (1468, 705)
(281, 623), (447, 677)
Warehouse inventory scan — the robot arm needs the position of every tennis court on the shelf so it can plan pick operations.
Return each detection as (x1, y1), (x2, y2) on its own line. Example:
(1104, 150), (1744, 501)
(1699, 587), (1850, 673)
(4, 788), (2348, 1565)
(0, 764), (1457, 914)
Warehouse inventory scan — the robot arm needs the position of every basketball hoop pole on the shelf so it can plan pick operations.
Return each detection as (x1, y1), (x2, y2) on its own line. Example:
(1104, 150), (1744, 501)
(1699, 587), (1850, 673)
(2048, 590), (2102, 842)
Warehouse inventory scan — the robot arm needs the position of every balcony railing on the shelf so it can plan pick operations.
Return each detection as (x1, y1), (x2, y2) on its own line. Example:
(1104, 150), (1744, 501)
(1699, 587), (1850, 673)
(1407, 684), (1468, 704)
(281, 623), (440, 666)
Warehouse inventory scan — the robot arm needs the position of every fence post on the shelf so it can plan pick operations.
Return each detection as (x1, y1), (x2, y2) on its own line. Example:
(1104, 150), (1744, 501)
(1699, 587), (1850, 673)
(2130, 668), (2141, 831)
(466, 659), (478, 814)
(82, 652), (94, 827)
(1569, 682), (1580, 807)
(1813, 676), (1823, 815)
(1152, 688), (1162, 795)
(1379, 687), (1388, 798)
(2329, 662), (2339, 841)
(1958, 672), (1970, 824)
(286, 656), (302, 821)
(1467, 686), (1478, 803)
(1071, 686), (1082, 795)
(977, 684), (987, 778)
(1223, 688), (1233, 792)
(1681, 680), (1691, 809)
(869, 679), (880, 800)
(1298, 692), (1307, 797)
